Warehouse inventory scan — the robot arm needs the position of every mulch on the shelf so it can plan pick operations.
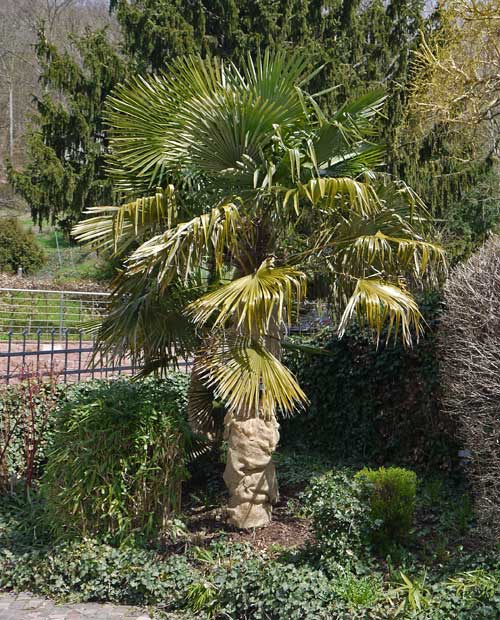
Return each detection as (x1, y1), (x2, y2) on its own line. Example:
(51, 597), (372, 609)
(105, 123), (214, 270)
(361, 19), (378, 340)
(177, 476), (313, 554)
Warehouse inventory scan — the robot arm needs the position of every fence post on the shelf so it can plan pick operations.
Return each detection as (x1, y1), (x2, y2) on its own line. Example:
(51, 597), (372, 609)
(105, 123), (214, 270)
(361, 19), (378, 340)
(6, 330), (13, 385)
(59, 292), (64, 338)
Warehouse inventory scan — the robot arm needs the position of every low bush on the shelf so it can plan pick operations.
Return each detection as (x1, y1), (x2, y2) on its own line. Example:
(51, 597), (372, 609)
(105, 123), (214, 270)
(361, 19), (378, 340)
(355, 467), (417, 550)
(0, 539), (199, 606)
(298, 471), (373, 566)
(41, 375), (191, 543)
(214, 559), (336, 620)
(0, 217), (45, 274)
(1, 505), (499, 619)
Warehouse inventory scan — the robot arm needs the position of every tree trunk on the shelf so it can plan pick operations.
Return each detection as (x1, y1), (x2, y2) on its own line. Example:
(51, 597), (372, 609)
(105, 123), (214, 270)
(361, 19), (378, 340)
(223, 308), (281, 529)
(8, 82), (14, 160)
(223, 414), (280, 528)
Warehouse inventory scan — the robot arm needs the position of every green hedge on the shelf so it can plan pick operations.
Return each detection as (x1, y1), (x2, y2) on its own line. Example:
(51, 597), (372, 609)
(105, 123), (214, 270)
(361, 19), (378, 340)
(282, 293), (457, 468)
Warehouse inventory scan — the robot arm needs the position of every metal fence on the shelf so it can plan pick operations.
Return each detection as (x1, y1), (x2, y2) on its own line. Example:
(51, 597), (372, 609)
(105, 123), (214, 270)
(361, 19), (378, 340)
(0, 287), (110, 338)
(0, 286), (327, 385)
(0, 329), (192, 385)
(0, 329), (141, 384)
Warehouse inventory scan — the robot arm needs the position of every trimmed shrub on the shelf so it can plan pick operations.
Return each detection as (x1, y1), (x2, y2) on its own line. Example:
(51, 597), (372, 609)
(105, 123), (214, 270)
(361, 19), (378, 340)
(440, 235), (500, 540)
(41, 375), (191, 543)
(355, 466), (417, 549)
(0, 217), (45, 274)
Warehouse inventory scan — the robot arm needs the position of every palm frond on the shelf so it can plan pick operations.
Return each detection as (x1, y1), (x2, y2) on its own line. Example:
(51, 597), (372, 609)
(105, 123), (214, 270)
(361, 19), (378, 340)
(316, 209), (445, 279)
(88, 270), (198, 369)
(187, 258), (306, 335)
(72, 186), (177, 253)
(295, 177), (381, 216)
(106, 51), (311, 194)
(197, 335), (308, 418)
(312, 90), (386, 164)
(338, 278), (422, 346)
(126, 202), (246, 287)
(331, 89), (387, 128)
(105, 57), (227, 193)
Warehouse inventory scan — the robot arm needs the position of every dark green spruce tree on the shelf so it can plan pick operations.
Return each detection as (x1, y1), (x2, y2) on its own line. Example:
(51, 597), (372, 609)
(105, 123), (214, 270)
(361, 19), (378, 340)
(8, 29), (127, 234)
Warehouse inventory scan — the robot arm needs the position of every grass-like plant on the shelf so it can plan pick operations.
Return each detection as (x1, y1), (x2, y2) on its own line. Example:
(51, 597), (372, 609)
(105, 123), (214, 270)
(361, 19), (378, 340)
(41, 375), (191, 543)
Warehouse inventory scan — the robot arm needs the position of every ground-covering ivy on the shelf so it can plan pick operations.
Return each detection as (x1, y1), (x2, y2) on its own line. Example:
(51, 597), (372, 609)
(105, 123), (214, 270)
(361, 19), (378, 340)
(1, 465), (499, 619)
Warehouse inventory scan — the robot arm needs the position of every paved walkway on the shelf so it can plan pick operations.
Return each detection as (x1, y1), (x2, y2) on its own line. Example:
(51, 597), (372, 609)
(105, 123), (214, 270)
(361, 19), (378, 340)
(0, 593), (154, 620)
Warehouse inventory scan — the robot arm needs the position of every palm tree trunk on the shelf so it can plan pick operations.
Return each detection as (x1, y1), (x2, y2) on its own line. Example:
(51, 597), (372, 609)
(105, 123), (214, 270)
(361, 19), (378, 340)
(223, 310), (281, 528)
(223, 413), (280, 528)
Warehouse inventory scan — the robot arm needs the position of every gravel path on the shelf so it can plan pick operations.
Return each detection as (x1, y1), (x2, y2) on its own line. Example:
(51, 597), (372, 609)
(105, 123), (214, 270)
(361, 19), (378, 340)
(0, 593), (154, 620)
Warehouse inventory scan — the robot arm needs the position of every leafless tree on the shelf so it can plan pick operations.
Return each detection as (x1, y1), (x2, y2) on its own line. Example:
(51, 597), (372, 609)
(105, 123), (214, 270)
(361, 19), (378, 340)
(411, 0), (500, 162)
(440, 235), (500, 540)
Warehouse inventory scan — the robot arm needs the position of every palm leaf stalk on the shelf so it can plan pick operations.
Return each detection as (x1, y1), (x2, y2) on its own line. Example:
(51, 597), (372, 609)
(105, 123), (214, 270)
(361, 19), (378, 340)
(73, 50), (444, 528)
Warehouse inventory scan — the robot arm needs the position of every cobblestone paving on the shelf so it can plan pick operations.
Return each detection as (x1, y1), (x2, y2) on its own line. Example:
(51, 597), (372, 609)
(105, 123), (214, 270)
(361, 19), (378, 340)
(0, 593), (154, 620)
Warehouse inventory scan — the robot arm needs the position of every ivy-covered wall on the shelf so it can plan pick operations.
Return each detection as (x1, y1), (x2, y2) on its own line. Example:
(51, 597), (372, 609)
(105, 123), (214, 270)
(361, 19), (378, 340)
(282, 293), (458, 469)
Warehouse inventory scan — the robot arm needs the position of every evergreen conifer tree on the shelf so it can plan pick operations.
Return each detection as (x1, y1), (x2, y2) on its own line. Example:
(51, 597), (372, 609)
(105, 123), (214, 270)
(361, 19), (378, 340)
(8, 29), (126, 233)
(9, 0), (498, 255)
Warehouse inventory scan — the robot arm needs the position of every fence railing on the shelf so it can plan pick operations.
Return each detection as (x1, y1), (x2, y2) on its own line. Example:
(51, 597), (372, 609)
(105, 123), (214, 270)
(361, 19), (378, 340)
(0, 286), (328, 385)
(0, 329), (138, 384)
(0, 328), (191, 384)
(0, 287), (110, 338)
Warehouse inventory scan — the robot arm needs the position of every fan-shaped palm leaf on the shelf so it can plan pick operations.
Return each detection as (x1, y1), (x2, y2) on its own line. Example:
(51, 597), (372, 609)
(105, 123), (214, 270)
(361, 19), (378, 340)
(187, 258), (306, 335)
(338, 278), (422, 345)
(197, 335), (308, 418)
(291, 177), (381, 215)
(105, 51), (313, 195)
(126, 202), (247, 286)
(72, 186), (177, 253)
(316, 210), (445, 280)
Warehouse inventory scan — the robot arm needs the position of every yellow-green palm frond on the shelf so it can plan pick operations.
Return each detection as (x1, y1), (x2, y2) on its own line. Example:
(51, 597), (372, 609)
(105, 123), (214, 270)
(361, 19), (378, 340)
(316, 209), (446, 281)
(126, 202), (246, 286)
(338, 278), (423, 346)
(347, 233), (444, 277)
(187, 258), (306, 335)
(72, 185), (177, 253)
(197, 335), (308, 418)
(282, 177), (381, 217)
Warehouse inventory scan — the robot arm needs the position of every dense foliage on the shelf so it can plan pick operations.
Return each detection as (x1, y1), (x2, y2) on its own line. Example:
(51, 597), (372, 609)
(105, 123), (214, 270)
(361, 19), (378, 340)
(9, 0), (499, 259)
(283, 293), (457, 468)
(1, 465), (499, 619)
(0, 218), (45, 274)
(40, 376), (191, 543)
(0, 538), (198, 605)
(440, 235), (500, 541)
(299, 470), (374, 566)
(355, 467), (417, 550)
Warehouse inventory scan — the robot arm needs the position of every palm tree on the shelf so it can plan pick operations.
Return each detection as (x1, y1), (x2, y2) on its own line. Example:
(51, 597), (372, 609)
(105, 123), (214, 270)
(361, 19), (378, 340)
(74, 52), (444, 529)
